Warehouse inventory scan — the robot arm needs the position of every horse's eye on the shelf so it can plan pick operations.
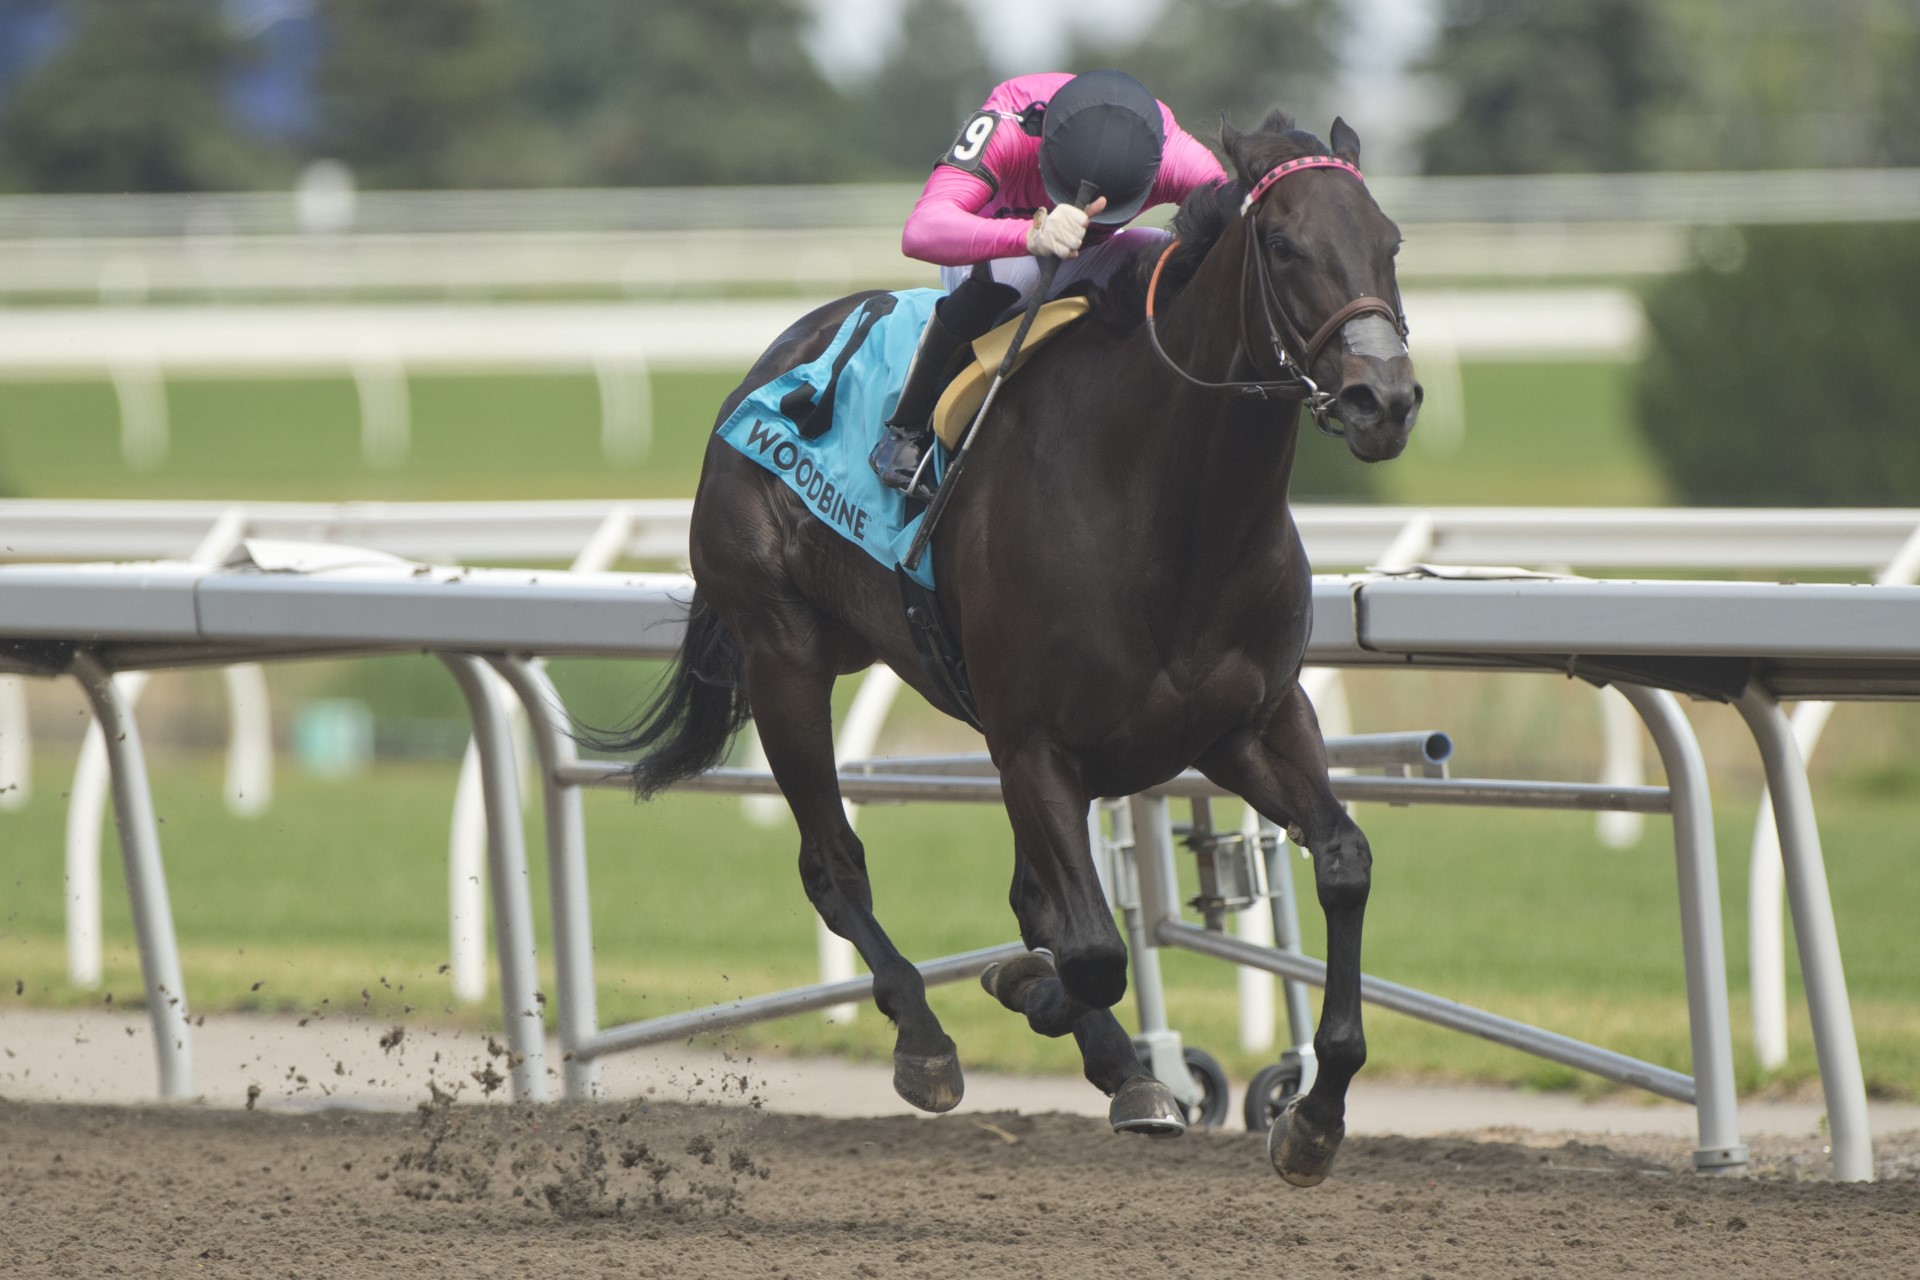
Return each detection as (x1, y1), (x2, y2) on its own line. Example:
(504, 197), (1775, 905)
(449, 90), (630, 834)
(1266, 235), (1298, 263)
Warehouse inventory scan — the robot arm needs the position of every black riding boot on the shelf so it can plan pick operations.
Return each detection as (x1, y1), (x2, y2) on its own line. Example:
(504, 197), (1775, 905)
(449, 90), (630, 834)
(871, 272), (1018, 500)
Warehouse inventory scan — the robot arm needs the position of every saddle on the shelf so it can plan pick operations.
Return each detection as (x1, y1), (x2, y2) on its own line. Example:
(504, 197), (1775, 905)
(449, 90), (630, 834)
(930, 297), (1091, 448)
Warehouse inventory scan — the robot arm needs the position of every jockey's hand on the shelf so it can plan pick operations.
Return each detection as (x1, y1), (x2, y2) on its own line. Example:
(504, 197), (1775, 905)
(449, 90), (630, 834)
(1026, 196), (1108, 259)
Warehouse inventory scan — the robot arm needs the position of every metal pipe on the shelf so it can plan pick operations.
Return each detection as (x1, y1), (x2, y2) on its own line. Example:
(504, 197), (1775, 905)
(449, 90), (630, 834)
(577, 943), (1028, 1058)
(438, 654), (549, 1103)
(1263, 820), (1318, 1073)
(560, 761), (1672, 815)
(1734, 683), (1873, 1183)
(446, 747), (490, 1004)
(219, 663), (272, 817)
(1122, 793), (1186, 1095)
(1595, 686), (1647, 848)
(844, 731), (1450, 777)
(490, 656), (602, 1101)
(0, 673), (31, 811)
(1157, 920), (1697, 1103)
(69, 650), (194, 1100)
(1613, 683), (1748, 1173)
(1122, 814), (1175, 1045)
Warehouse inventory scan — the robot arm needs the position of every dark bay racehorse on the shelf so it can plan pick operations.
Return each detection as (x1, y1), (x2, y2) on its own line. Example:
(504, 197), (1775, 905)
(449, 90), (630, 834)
(617, 111), (1420, 1185)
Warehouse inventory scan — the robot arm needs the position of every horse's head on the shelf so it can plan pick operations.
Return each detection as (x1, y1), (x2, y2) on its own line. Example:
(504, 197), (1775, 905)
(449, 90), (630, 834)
(1222, 114), (1422, 463)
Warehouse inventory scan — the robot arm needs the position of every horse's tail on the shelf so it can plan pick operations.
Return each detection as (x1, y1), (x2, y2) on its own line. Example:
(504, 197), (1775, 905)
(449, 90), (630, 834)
(590, 590), (751, 800)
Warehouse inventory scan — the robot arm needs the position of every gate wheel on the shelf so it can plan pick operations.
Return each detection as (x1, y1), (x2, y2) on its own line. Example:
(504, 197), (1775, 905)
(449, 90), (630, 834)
(1175, 1047), (1231, 1131)
(1243, 1060), (1305, 1134)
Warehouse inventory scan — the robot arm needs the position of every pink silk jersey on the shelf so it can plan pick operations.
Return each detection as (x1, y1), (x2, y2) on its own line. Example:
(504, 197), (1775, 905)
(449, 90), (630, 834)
(901, 72), (1229, 269)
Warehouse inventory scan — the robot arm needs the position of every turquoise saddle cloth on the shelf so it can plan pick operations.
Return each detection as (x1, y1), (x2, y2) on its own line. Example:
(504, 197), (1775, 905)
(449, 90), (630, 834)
(713, 289), (944, 589)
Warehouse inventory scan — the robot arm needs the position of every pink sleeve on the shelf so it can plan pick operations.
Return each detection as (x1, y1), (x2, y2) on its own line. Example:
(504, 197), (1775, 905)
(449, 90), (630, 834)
(901, 166), (1031, 267)
(1156, 122), (1229, 202)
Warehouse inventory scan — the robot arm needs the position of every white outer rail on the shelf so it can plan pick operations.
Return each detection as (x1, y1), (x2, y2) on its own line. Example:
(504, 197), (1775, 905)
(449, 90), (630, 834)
(8, 560), (1909, 1178)
(11, 500), (1920, 1060)
(0, 169), (1912, 301)
(0, 293), (1637, 473)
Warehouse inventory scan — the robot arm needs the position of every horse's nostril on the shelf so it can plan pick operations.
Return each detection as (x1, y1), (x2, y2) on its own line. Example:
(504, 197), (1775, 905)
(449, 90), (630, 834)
(1412, 382), (1425, 406)
(1338, 385), (1382, 421)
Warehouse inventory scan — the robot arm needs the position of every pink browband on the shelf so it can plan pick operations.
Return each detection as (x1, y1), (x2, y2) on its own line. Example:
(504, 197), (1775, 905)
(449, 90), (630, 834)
(1239, 156), (1364, 215)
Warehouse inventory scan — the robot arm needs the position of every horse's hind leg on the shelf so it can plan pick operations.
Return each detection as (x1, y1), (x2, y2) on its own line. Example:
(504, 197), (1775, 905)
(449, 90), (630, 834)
(1198, 684), (1370, 1187)
(984, 742), (1185, 1135)
(741, 637), (963, 1113)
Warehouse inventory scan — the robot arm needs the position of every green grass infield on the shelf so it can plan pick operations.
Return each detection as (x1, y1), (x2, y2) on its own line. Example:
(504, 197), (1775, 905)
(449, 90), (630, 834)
(4, 752), (1915, 1100)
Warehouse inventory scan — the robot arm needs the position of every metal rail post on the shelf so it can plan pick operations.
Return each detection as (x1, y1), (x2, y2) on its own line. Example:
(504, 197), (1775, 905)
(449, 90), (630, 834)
(1261, 818), (1319, 1092)
(220, 663), (273, 816)
(439, 654), (549, 1102)
(1613, 683), (1747, 1174)
(0, 673), (29, 810)
(1734, 683), (1872, 1182)
(447, 507), (636, 1005)
(1121, 793), (1200, 1107)
(492, 656), (601, 1101)
(69, 651), (194, 1100)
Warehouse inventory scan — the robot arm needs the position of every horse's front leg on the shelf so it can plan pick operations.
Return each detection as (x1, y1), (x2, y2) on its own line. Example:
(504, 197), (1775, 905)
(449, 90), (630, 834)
(986, 741), (1187, 1136)
(741, 643), (963, 1113)
(1198, 683), (1371, 1186)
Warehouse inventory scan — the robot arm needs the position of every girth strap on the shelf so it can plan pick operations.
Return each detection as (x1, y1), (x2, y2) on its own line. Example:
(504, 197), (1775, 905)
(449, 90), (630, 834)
(896, 568), (984, 731)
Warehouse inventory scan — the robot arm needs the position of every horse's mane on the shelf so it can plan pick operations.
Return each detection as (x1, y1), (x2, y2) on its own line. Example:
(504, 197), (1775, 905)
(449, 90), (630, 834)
(1092, 110), (1334, 331)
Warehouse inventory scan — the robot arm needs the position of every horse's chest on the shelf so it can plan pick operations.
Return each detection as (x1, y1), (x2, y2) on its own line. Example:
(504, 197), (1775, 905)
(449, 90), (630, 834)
(1054, 652), (1280, 795)
(1141, 649), (1281, 732)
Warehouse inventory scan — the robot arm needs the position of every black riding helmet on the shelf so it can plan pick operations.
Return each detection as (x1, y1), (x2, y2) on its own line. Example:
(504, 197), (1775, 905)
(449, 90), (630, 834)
(1037, 69), (1166, 226)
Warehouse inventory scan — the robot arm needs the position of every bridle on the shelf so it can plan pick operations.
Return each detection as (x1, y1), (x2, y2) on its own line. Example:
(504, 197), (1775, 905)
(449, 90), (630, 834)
(1143, 155), (1407, 438)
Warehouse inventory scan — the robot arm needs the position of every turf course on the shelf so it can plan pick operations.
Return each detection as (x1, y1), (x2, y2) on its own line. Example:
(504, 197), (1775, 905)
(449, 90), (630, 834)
(3, 752), (1916, 1098)
(0, 361), (1667, 506)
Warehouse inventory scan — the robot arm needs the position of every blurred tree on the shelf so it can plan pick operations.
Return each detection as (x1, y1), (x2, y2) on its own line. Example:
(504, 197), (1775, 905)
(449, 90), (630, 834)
(0, 0), (267, 192)
(1066, 0), (1340, 146)
(509, 0), (858, 186)
(1419, 0), (1920, 173)
(1635, 224), (1920, 503)
(1656, 0), (1920, 169)
(1416, 0), (1687, 174)
(847, 0), (994, 179)
(312, 0), (526, 188)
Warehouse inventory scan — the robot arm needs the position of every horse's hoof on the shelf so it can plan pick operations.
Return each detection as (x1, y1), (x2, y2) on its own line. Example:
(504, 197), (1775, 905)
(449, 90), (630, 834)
(1109, 1075), (1186, 1139)
(893, 1047), (964, 1114)
(1267, 1096), (1344, 1187)
(979, 950), (1056, 1014)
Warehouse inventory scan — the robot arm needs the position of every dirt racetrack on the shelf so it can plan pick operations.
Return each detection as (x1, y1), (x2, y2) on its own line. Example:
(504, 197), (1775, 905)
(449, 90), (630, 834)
(6, 1094), (1919, 1280)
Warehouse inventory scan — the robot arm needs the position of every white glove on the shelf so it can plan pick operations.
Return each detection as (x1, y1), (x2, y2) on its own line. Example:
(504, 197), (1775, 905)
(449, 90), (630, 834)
(1026, 202), (1092, 259)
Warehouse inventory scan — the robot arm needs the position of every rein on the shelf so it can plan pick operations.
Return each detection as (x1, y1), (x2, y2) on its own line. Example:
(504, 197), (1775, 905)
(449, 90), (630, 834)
(1143, 154), (1406, 438)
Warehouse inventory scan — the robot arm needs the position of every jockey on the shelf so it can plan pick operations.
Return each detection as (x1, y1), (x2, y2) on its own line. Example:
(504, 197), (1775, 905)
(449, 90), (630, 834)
(871, 69), (1229, 499)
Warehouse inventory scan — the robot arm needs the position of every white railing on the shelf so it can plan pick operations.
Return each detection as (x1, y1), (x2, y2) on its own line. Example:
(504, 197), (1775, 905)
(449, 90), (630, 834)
(6, 499), (1916, 1070)
(0, 168), (1912, 302)
(0, 289), (1637, 474)
(14, 557), (1904, 1177)
(2, 169), (1913, 238)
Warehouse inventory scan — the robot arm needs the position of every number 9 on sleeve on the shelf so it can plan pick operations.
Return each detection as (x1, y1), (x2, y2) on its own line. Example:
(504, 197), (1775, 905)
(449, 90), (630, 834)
(940, 111), (1000, 177)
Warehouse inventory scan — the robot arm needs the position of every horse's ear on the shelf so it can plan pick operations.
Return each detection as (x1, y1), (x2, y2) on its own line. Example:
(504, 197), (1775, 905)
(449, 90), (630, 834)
(1219, 116), (1255, 184)
(1330, 117), (1362, 166)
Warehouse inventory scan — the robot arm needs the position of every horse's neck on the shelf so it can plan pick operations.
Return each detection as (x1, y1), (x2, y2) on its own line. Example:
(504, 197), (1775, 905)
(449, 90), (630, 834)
(1122, 222), (1304, 528)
